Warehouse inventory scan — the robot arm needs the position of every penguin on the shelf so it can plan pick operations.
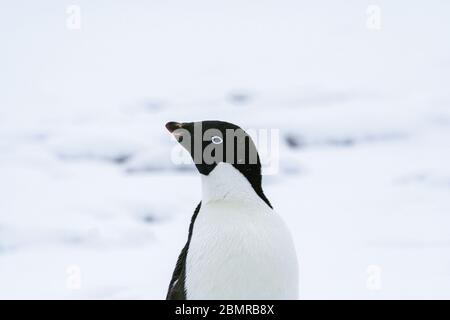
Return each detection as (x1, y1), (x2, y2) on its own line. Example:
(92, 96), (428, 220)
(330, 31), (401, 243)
(165, 120), (298, 300)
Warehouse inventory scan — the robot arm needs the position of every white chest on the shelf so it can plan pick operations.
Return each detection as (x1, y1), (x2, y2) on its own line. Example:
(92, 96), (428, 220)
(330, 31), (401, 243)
(185, 200), (299, 300)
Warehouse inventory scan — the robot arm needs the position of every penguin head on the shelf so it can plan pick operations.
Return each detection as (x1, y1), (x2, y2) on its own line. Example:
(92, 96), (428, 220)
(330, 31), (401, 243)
(165, 120), (261, 175)
(166, 120), (272, 208)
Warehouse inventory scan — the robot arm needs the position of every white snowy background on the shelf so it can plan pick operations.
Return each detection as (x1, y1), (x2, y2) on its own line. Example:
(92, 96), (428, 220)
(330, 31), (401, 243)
(1, 0), (449, 299)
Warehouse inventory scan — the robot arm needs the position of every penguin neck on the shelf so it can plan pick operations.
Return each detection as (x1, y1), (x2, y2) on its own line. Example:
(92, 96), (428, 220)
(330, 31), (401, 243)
(201, 163), (272, 209)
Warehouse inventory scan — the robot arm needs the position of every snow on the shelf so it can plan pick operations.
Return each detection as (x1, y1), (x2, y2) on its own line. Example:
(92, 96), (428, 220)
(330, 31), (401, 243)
(1, 0), (450, 299)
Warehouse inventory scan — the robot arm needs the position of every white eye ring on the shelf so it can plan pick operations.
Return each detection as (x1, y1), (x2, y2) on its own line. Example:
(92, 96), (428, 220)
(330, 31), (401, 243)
(211, 136), (223, 144)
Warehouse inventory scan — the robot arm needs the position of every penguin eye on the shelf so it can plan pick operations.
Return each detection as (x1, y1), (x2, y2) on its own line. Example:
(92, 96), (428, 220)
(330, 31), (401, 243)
(211, 136), (223, 145)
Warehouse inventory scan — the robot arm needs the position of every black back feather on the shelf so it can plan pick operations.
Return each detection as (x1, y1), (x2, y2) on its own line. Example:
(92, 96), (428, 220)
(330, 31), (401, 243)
(166, 202), (202, 300)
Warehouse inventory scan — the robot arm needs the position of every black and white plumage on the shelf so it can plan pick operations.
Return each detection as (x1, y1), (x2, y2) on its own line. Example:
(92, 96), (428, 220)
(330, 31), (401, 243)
(166, 201), (201, 300)
(165, 120), (298, 300)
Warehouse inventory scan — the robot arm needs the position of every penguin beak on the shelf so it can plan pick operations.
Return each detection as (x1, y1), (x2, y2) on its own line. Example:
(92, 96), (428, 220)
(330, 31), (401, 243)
(165, 121), (186, 142)
(165, 121), (182, 133)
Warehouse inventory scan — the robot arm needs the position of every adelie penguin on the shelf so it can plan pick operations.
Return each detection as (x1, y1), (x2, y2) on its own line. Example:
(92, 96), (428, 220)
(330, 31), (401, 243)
(165, 120), (298, 300)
